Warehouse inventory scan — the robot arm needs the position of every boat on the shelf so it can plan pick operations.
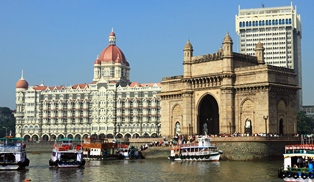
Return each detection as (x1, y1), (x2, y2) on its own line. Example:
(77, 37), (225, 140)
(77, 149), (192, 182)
(82, 137), (144, 160)
(49, 138), (85, 168)
(278, 143), (314, 181)
(0, 136), (30, 170)
(168, 135), (223, 161)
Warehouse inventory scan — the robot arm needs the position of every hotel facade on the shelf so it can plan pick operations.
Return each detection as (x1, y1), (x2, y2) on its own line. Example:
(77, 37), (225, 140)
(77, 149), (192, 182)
(14, 30), (161, 141)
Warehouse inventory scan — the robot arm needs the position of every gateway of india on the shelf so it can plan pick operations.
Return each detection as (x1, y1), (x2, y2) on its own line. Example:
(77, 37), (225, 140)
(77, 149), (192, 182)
(14, 30), (298, 141)
(159, 32), (298, 137)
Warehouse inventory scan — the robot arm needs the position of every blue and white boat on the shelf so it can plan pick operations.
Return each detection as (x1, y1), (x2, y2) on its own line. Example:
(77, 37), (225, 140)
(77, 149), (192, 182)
(168, 135), (222, 161)
(278, 143), (314, 181)
(0, 136), (30, 170)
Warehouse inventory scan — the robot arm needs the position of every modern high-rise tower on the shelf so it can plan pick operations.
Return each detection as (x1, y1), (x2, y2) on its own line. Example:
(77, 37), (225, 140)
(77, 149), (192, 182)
(235, 3), (302, 109)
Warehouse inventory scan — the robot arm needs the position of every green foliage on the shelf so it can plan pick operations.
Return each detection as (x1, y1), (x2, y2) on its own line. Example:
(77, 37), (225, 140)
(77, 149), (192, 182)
(0, 107), (15, 137)
(297, 110), (314, 134)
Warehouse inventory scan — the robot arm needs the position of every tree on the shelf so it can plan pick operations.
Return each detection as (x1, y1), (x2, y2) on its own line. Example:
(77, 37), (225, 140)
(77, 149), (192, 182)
(297, 110), (314, 134)
(0, 107), (15, 137)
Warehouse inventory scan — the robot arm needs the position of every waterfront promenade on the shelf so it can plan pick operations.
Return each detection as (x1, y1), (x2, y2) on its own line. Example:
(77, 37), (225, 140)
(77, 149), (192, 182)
(24, 135), (300, 160)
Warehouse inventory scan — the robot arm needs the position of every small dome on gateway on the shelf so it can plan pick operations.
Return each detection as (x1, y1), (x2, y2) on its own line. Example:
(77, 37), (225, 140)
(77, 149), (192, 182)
(184, 40), (193, 50)
(256, 41), (263, 48)
(16, 70), (28, 89)
(223, 32), (233, 43)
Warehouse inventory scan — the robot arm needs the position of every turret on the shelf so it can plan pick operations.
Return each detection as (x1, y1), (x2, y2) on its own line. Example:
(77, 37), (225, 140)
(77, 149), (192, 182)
(222, 32), (234, 73)
(255, 41), (265, 64)
(183, 40), (193, 78)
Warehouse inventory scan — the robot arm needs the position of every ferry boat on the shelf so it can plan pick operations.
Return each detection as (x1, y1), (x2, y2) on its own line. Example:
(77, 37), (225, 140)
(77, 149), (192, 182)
(168, 135), (223, 161)
(82, 137), (144, 160)
(278, 143), (314, 181)
(49, 138), (85, 168)
(0, 136), (30, 170)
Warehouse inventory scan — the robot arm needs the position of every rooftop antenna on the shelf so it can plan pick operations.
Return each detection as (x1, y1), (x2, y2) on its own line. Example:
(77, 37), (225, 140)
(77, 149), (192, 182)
(262, 3), (264, 8)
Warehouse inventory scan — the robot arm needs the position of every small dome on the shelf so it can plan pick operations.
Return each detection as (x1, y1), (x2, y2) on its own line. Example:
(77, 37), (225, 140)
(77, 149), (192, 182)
(94, 59), (101, 64)
(256, 41), (263, 48)
(223, 32), (233, 43)
(109, 31), (115, 36)
(16, 79), (28, 89)
(184, 40), (193, 50)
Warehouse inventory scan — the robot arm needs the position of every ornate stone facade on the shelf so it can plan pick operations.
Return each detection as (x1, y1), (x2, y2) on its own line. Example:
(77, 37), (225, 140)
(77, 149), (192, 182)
(159, 33), (298, 137)
(14, 30), (161, 141)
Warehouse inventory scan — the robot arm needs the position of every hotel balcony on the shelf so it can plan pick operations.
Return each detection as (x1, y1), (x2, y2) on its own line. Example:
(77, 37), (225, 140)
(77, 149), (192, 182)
(14, 113), (24, 117)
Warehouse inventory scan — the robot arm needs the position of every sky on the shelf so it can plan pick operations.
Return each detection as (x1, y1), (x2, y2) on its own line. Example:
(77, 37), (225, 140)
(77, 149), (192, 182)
(1, 0), (313, 110)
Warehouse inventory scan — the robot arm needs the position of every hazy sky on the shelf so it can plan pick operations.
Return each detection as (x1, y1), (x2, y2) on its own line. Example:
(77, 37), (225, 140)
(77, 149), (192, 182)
(1, 0), (313, 110)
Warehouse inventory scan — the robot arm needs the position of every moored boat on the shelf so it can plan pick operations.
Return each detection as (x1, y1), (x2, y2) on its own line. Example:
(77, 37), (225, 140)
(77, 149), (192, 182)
(278, 144), (314, 181)
(49, 138), (85, 168)
(168, 135), (223, 161)
(82, 137), (144, 160)
(0, 136), (30, 170)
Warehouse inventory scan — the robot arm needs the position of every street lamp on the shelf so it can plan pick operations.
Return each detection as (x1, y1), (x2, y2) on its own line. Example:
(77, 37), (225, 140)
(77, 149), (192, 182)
(263, 116), (268, 136)
(2, 127), (7, 137)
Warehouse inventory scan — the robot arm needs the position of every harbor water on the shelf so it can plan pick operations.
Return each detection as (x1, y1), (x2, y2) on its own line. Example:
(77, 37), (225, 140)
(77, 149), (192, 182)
(1, 153), (283, 182)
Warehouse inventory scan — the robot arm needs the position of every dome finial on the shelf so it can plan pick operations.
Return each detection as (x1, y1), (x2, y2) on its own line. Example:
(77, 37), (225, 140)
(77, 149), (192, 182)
(109, 28), (116, 45)
(21, 69), (24, 80)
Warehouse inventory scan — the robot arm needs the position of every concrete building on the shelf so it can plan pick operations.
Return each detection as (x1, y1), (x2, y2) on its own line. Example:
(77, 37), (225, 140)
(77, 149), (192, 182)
(159, 33), (299, 137)
(235, 3), (302, 109)
(302, 106), (314, 119)
(14, 30), (161, 141)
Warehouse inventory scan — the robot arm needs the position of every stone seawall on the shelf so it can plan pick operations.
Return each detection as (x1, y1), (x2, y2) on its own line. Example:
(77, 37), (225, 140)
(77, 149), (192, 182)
(24, 136), (300, 160)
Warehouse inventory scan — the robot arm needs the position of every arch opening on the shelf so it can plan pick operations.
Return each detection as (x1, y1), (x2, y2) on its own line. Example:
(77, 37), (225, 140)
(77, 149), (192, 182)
(198, 95), (219, 135)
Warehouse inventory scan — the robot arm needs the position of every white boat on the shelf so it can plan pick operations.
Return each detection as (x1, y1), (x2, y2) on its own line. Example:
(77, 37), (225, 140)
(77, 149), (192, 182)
(278, 143), (314, 181)
(168, 135), (223, 161)
(49, 138), (85, 168)
(0, 136), (30, 170)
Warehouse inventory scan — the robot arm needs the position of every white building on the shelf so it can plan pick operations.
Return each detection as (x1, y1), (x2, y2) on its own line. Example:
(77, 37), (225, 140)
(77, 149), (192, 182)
(302, 106), (314, 120)
(14, 30), (161, 141)
(235, 3), (302, 108)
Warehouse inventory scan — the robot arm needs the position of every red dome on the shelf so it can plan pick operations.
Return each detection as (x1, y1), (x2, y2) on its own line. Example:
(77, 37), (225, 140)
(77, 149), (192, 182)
(98, 45), (129, 65)
(94, 59), (101, 64)
(109, 31), (115, 36)
(16, 79), (28, 89)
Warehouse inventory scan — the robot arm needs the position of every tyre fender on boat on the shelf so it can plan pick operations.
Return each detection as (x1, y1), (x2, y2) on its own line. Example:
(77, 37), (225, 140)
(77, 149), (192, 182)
(278, 168), (285, 178)
(281, 171), (286, 178)
(301, 173), (308, 179)
(293, 172), (299, 179)
(205, 155), (209, 159)
(286, 171), (292, 178)
(309, 172), (314, 179)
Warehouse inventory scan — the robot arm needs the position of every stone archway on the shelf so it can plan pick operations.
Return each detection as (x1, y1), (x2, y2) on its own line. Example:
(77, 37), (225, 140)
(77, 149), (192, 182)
(198, 94), (219, 135)
(42, 134), (49, 141)
(24, 135), (30, 142)
(32, 135), (39, 141)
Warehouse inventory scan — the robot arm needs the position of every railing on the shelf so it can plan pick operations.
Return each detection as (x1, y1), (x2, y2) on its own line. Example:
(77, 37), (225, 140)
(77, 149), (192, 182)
(0, 146), (23, 152)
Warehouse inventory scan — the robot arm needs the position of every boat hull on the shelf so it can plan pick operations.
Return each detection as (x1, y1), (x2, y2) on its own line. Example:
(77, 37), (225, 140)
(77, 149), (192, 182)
(49, 159), (85, 168)
(0, 158), (30, 170)
(168, 153), (220, 162)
